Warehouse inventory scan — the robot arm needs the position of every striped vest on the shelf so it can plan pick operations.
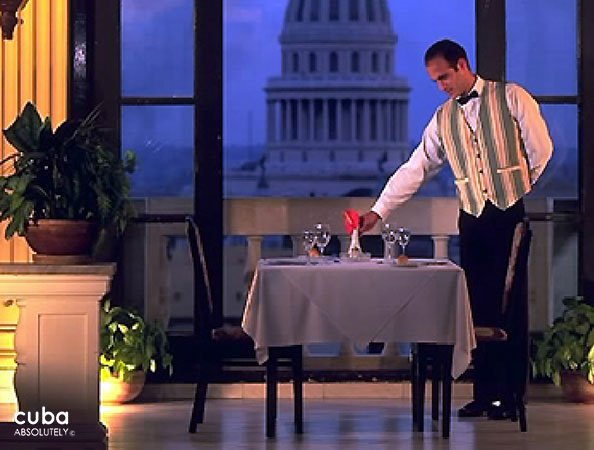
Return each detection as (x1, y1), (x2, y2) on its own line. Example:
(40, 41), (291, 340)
(436, 81), (531, 217)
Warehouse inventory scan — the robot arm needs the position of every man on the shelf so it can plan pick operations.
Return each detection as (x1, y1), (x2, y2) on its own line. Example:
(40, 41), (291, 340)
(359, 39), (553, 419)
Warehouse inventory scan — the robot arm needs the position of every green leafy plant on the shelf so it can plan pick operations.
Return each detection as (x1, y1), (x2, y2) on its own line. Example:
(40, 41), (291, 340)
(0, 102), (135, 239)
(532, 296), (594, 386)
(100, 298), (173, 382)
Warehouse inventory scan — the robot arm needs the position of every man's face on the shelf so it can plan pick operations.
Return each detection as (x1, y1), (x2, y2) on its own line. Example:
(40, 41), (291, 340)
(426, 56), (469, 98)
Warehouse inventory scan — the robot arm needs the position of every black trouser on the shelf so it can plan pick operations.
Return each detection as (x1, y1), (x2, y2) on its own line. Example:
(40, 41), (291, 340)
(458, 199), (525, 404)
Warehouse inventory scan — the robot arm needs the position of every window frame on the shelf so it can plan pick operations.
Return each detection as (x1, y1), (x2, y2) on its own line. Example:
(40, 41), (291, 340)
(81, 0), (594, 326)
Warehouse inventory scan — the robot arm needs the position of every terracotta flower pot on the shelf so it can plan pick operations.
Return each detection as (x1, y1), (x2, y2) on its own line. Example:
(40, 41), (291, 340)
(560, 371), (594, 403)
(25, 219), (97, 264)
(100, 371), (146, 404)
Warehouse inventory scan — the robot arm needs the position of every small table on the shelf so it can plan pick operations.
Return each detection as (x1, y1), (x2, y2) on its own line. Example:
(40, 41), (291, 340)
(242, 257), (476, 437)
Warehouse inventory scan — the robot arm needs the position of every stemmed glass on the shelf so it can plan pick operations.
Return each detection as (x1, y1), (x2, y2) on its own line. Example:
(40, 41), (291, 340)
(302, 229), (316, 264)
(313, 223), (331, 257)
(396, 227), (411, 257)
(381, 223), (398, 263)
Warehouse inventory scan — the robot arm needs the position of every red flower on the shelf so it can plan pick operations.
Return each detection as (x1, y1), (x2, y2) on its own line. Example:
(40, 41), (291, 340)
(343, 209), (359, 234)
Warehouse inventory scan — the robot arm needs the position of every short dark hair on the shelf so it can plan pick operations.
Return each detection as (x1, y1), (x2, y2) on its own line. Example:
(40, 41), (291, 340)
(424, 39), (469, 68)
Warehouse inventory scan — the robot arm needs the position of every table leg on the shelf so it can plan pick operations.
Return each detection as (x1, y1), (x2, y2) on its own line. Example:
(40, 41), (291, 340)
(292, 345), (304, 434)
(442, 345), (453, 439)
(432, 360), (440, 421)
(266, 349), (278, 438)
(411, 345), (419, 429)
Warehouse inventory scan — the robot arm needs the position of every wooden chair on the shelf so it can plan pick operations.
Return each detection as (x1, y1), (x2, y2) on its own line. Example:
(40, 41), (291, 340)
(412, 220), (532, 436)
(185, 216), (303, 435)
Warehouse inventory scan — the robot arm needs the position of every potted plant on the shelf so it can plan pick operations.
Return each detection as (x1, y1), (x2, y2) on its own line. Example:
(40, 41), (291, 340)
(532, 296), (594, 402)
(100, 298), (173, 404)
(0, 102), (135, 262)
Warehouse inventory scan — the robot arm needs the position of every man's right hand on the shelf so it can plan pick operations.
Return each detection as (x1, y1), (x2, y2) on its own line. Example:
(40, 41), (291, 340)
(359, 211), (381, 234)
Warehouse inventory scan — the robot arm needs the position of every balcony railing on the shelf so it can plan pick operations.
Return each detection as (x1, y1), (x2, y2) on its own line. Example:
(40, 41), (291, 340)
(122, 196), (577, 371)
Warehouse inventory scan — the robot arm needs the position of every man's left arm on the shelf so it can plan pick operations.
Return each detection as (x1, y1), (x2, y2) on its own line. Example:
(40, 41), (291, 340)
(506, 84), (554, 184)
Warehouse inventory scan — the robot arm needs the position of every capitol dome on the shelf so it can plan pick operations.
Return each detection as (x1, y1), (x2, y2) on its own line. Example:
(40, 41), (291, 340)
(231, 0), (412, 197)
(281, 0), (396, 47)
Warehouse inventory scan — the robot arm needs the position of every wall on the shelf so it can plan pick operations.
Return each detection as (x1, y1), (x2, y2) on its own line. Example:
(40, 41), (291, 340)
(0, 0), (68, 403)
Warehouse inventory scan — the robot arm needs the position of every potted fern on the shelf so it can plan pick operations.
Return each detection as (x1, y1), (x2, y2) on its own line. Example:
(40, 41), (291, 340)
(532, 296), (594, 402)
(0, 102), (135, 263)
(100, 298), (173, 404)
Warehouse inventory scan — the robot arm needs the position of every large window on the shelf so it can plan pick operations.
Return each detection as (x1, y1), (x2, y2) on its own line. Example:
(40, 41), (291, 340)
(507, 0), (578, 199)
(507, 0), (580, 313)
(223, 0), (475, 199)
(119, 0), (199, 333)
(121, 0), (196, 197)
(98, 0), (590, 331)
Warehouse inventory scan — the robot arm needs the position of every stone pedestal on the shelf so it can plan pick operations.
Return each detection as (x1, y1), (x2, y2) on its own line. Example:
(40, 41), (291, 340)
(0, 264), (115, 448)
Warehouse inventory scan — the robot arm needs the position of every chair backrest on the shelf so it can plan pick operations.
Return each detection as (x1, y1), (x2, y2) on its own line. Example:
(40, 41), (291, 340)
(501, 220), (532, 317)
(502, 219), (532, 395)
(186, 216), (214, 340)
(475, 220), (532, 341)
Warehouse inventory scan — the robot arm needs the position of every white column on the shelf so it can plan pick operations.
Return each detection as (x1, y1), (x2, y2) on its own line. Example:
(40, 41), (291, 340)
(309, 99), (315, 141)
(374, 0), (382, 22)
(363, 100), (370, 143)
(281, 100), (287, 141)
(375, 100), (381, 142)
(351, 100), (357, 142)
(393, 100), (401, 142)
(294, 99), (300, 141)
(287, 99), (293, 141)
(321, 0), (330, 20)
(298, 100), (306, 141)
(336, 99), (343, 142)
(381, 100), (388, 141)
(322, 98), (329, 142)
(386, 100), (394, 141)
(246, 236), (263, 274)
(291, 235), (302, 257)
(400, 102), (408, 142)
(267, 100), (276, 144)
(431, 235), (450, 259)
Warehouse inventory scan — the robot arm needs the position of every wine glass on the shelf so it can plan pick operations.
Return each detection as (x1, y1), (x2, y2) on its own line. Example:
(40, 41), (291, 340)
(302, 229), (316, 263)
(313, 223), (331, 257)
(381, 223), (398, 263)
(396, 227), (411, 256)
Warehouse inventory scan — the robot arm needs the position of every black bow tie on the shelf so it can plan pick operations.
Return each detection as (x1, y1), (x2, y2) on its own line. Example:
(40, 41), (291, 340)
(457, 90), (479, 105)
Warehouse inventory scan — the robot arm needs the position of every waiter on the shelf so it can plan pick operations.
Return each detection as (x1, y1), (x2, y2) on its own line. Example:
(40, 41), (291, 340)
(359, 39), (553, 419)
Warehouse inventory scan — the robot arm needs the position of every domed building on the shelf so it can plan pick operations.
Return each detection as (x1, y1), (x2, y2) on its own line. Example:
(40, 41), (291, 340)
(229, 0), (410, 197)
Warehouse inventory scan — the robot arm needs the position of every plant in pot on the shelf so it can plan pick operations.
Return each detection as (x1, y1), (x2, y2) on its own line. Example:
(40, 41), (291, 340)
(532, 296), (594, 403)
(100, 298), (173, 404)
(0, 102), (135, 263)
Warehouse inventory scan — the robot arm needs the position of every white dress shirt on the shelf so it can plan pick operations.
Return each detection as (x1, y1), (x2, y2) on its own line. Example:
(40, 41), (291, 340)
(371, 76), (554, 220)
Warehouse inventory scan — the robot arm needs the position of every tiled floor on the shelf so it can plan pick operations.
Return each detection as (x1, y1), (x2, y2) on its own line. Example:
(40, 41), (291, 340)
(2, 390), (593, 450)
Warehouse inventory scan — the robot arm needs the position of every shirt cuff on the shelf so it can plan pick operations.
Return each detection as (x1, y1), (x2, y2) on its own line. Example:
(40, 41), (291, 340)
(371, 204), (388, 221)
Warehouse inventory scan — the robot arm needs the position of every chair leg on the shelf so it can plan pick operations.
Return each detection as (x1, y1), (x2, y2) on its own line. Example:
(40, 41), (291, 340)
(432, 360), (440, 421)
(517, 394), (527, 432)
(266, 348), (279, 438)
(188, 364), (210, 433)
(441, 346), (453, 439)
(411, 346), (419, 429)
(292, 345), (304, 434)
(416, 344), (428, 432)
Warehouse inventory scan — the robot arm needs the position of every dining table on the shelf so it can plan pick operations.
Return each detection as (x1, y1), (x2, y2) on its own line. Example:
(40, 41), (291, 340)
(241, 256), (476, 437)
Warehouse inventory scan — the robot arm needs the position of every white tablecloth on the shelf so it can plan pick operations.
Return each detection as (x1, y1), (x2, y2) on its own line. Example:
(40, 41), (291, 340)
(242, 258), (476, 378)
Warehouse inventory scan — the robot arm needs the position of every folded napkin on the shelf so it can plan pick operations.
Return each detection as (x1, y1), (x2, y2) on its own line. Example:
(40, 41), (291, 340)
(343, 209), (362, 257)
(343, 209), (359, 234)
